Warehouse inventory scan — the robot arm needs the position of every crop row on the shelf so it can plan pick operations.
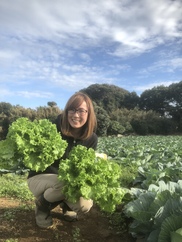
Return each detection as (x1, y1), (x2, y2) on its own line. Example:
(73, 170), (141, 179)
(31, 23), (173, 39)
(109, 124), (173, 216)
(97, 136), (182, 242)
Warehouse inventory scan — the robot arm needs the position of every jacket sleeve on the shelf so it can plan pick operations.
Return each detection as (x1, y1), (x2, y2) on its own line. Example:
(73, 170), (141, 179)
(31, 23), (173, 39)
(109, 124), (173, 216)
(84, 133), (98, 150)
(90, 133), (98, 150)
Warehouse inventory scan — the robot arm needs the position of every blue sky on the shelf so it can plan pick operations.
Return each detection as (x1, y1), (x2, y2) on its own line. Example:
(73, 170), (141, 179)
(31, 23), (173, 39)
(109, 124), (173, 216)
(0, 0), (182, 110)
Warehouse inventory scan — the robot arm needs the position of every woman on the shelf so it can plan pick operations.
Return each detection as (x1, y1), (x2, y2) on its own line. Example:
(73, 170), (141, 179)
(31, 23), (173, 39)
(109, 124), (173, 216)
(27, 92), (98, 228)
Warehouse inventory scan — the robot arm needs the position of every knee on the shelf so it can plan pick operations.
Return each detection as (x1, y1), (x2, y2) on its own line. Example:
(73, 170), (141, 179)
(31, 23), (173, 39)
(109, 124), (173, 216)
(79, 197), (93, 213)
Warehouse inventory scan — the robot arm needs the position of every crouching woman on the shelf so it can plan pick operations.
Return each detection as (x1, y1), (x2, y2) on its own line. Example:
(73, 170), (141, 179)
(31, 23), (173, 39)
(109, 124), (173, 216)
(27, 92), (98, 228)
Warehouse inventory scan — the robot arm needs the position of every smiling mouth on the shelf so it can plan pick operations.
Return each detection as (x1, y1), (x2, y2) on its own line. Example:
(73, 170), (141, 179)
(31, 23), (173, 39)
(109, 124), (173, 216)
(72, 119), (80, 123)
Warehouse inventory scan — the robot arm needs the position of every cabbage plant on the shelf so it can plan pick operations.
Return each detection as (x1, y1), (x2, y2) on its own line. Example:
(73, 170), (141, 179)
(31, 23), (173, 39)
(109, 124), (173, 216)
(124, 180), (182, 242)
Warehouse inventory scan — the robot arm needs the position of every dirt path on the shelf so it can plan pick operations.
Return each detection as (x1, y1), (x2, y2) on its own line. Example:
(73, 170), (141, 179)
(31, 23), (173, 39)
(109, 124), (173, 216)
(0, 197), (135, 242)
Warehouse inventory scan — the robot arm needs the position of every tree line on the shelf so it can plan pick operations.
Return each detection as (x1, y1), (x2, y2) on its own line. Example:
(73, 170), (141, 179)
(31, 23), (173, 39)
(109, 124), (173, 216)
(0, 81), (181, 139)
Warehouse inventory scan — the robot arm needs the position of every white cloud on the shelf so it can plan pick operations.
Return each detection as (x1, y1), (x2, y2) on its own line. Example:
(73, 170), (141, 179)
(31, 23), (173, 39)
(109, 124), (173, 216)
(0, 50), (19, 60)
(0, 0), (181, 55)
(52, 68), (116, 91)
(0, 88), (12, 97)
(0, 87), (53, 99)
(0, 0), (181, 107)
(134, 80), (180, 93)
(167, 58), (182, 70)
(17, 91), (53, 99)
(138, 57), (182, 77)
(79, 53), (91, 62)
(152, 58), (182, 73)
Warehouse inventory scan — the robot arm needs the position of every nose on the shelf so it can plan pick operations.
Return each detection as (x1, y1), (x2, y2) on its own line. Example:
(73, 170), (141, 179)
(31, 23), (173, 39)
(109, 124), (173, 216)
(73, 111), (80, 116)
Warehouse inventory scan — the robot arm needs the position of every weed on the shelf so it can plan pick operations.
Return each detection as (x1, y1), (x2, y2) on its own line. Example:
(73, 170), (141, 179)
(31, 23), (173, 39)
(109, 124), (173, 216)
(0, 173), (34, 202)
(2, 210), (16, 221)
(72, 226), (85, 242)
(107, 211), (128, 235)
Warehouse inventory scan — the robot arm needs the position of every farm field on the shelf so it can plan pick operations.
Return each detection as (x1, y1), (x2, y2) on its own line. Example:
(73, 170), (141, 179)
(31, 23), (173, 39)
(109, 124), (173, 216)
(0, 135), (182, 242)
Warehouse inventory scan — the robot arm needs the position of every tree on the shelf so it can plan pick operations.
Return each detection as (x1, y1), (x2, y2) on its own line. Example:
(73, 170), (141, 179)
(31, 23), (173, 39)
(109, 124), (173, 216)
(166, 81), (182, 131)
(139, 81), (182, 132)
(0, 102), (13, 139)
(94, 105), (110, 136)
(124, 91), (140, 109)
(107, 121), (125, 135)
(139, 85), (168, 115)
(80, 84), (129, 113)
(47, 101), (57, 107)
(36, 106), (61, 122)
(0, 102), (12, 116)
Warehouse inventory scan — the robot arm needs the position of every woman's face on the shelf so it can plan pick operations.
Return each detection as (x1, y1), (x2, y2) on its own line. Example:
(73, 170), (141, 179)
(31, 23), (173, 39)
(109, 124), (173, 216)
(68, 101), (88, 129)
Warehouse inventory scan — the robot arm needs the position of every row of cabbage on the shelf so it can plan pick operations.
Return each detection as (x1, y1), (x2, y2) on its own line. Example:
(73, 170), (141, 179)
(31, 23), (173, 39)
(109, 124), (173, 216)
(97, 136), (182, 242)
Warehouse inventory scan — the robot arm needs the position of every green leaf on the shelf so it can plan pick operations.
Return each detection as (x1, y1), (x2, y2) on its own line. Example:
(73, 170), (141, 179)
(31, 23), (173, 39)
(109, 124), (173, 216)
(0, 139), (16, 169)
(170, 231), (182, 242)
(58, 145), (127, 212)
(157, 214), (182, 242)
(124, 192), (155, 221)
(3, 117), (68, 172)
(176, 228), (182, 236)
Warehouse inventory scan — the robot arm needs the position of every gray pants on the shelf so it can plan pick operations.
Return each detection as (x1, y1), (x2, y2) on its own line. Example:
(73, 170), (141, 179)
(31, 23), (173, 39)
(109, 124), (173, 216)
(27, 174), (93, 214)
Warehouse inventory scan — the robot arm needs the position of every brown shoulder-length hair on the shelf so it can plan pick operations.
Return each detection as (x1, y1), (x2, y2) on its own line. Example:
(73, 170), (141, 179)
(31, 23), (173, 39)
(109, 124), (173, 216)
(61, 92), (97, 140)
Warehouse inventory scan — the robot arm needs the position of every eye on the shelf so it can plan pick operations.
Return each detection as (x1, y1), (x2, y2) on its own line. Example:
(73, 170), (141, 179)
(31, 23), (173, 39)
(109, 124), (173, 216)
(68, 109), (75, 114)
(68, 108), (88, 116)
(78, 108), (88, 114)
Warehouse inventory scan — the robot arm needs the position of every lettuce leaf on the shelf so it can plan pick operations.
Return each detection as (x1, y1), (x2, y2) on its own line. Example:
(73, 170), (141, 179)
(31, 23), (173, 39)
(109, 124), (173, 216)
(0, 117), (68, 172)
(58, 145), (127, 212)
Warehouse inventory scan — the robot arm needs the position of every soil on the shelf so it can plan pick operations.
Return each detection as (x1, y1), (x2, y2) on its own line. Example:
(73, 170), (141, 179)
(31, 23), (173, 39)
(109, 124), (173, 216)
(0, 197), (136, 242)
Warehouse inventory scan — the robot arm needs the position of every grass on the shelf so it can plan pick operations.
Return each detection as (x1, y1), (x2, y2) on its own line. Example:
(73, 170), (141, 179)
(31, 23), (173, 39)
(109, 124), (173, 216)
(0, 173), (34, 202)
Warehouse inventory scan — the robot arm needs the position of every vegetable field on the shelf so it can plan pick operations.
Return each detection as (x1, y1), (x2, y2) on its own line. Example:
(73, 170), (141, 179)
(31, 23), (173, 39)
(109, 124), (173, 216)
(97, 136), (182, 187)
(0, 135), (182, 242)
(97, 135), (182, 242)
